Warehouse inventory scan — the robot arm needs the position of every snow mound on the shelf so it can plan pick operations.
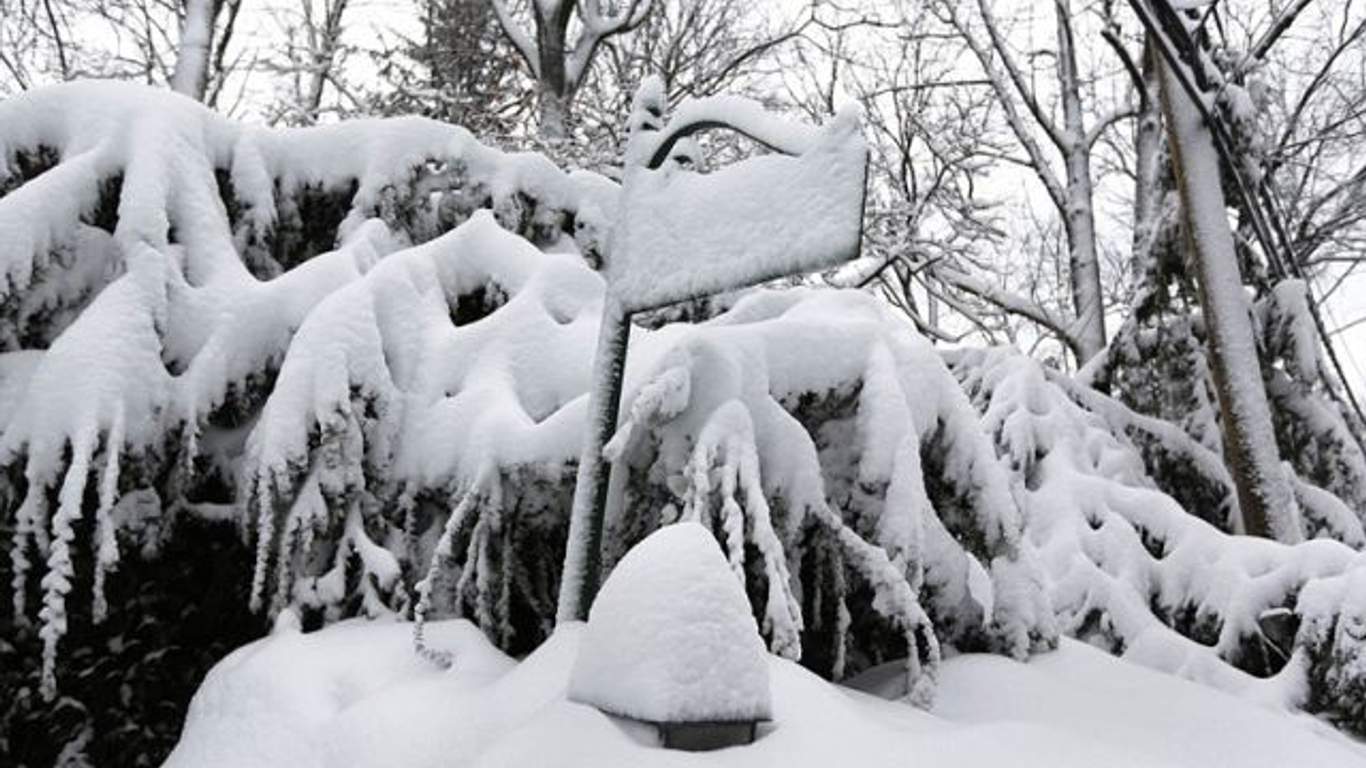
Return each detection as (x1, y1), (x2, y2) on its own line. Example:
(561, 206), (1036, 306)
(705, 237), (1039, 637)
(166, 617), (1366, 768)
(568, 522), (771, 723)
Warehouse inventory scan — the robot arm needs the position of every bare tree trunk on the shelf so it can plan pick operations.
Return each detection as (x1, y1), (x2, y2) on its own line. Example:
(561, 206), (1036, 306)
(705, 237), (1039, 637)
(170, 0), (218, 101)
(1131, 40), (1164, 268)
(537, 84), (570, 141)
(1158, 56), (1300, 542)
(302, 0), (350, 123)
(941, 0), (1114, 363)
(1055, 0), (1105, 362)
(532, 1), (572, 140)
(489, 0), (652, 141)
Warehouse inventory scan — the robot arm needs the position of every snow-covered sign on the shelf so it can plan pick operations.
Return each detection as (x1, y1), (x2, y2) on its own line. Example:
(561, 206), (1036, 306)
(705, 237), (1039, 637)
(607, 98), (868, 312)
(557, 81), (870, 623)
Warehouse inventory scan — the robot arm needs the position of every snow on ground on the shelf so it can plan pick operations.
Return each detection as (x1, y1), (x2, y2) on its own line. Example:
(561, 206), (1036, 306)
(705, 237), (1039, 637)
(165, 617), (1366, 768)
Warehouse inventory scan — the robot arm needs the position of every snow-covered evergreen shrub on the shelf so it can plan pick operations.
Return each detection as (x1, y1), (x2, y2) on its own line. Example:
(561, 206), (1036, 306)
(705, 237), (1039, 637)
(240, 214), (1057, 699)
(952, 345), (1366, 732)
(7, 79), (1366, 746)
(0, 82), (612, 696)
(1090, 276), (1366, 544)
(1085, 35), (1366, 546)
(1, 514), (262, 767)
(1, 82), (1056, 711)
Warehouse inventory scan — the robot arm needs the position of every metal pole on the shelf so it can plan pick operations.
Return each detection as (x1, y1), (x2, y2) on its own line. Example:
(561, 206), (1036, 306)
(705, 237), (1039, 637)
(556, 296), (633, 622)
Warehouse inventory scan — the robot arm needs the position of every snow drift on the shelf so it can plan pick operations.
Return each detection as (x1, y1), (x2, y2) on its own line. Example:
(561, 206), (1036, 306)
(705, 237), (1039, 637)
(163, 616), (1366, 768)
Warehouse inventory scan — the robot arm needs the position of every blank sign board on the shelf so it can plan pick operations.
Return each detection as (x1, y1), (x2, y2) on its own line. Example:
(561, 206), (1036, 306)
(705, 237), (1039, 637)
(606, 107), (868, 314)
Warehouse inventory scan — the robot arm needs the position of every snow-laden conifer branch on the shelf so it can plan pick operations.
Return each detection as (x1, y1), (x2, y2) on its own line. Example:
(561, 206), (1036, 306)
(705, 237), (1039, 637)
(951, 346), (1366, 730)
(0, 82), (615, 696)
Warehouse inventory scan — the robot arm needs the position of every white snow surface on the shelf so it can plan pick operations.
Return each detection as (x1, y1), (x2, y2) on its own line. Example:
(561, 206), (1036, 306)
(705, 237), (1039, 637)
(567, 522), (771, 723)
(166, 617), (1366, 768)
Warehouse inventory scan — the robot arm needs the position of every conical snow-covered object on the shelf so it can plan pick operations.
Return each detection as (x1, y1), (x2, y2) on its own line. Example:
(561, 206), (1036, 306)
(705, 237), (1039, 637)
(568, 522), (771, 724)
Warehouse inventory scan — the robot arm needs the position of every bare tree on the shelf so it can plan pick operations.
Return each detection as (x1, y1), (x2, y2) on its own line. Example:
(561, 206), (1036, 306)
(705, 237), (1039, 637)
(488, 0), (652, 139)
(0, 0), (54, 92)
(935, 0), (1135, 363)
(0, 0), (248, 106)
(167, 0), (243, 102)
(791, 3), (1103, 364)
(171, 0), (215, 98)
(568, 0), (809, 162)
(1256, 5), (1366, 296)
(263, 0), (356, 125)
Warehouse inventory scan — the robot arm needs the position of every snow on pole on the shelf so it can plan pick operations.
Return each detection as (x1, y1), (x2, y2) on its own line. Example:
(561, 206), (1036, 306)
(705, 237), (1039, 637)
(556, 78), (869, 621)
(557, 297), (633, 622)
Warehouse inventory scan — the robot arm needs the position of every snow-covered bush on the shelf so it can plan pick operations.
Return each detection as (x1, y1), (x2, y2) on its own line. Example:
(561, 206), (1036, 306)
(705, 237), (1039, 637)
(8, 77), (1366, 761)
(0, 516), (262, 768)
(245, 206), (1055, 697)
(0, 81), (613, 696)
(1089, 279), (1366, 545)
(952, 345), (1366, 731)
(1084, 36), (1366, 547)
(0, 82), (1052, 716)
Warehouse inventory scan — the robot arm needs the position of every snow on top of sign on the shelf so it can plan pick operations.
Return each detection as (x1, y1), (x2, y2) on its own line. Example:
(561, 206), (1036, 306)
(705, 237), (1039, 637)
(607, 105), (867, 312)
(568, 522), (772, 723)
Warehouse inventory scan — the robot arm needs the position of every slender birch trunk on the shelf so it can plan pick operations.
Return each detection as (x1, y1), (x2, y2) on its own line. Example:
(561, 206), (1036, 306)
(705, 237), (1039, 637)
(170, 0), (217, 101)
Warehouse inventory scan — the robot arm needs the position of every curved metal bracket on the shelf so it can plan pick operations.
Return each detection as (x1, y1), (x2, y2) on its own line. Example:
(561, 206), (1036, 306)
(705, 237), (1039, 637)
(645, 118), (804, 169)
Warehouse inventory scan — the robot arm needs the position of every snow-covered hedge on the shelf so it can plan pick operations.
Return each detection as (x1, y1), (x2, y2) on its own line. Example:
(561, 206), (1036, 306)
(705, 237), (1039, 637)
(952, 346), (1366, 729)
(1, 83), (1051, 705)
(3, 82), (1366, 739)
(0, 82), (614, 695)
